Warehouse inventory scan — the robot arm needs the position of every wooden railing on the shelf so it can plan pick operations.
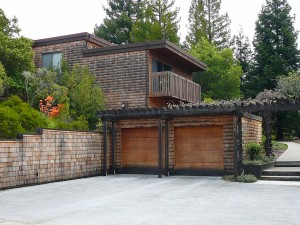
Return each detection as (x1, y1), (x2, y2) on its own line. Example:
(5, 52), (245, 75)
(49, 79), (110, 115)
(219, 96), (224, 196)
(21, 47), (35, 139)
(150, 72), (201, 103)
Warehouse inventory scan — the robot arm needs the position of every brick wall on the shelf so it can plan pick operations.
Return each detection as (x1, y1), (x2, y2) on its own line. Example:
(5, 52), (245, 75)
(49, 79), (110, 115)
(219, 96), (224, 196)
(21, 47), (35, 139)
(82, 51), (148, 109)
(0, 129), (102, 190)
(242, 113), (263, 156)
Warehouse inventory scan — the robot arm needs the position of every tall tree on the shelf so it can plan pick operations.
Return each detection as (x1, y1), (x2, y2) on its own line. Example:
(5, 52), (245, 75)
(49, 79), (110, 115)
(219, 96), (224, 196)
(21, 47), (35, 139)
(186, 0), (231, 49)
(232, 27), (253, 97)
(190, 38), (243, 100)
(244, 0), (300, 98)
(245, 0), (300, 140)
(94, 0), (144, 44)
(130, 0), (180, 44)
(0, 9), (35, 96)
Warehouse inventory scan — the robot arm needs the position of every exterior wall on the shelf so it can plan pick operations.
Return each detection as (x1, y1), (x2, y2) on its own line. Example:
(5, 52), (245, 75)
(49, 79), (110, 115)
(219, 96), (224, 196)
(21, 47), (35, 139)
(114, 115), (235, 175)
(82, 51), (148, 109)
(34, 40), (88, 69)
(0, 129), (102, 190)
(242, 113), (263, 156)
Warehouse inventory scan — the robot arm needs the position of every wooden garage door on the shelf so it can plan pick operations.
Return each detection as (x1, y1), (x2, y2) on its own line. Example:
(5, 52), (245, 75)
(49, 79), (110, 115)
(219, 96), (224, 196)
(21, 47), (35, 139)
(122, 128), (158, 173)
(175, 126), (224, 175)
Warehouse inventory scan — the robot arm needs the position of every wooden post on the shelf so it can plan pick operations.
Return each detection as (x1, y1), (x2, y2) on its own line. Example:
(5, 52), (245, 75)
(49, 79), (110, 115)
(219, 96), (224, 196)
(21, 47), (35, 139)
(111, 120), (116, 175)
(164, 117), (169, 176)
(234, 112), (243, 177)
(158, 118), (163, 178)
(102, 119), (108, 176)
(263, 111), (272, 157)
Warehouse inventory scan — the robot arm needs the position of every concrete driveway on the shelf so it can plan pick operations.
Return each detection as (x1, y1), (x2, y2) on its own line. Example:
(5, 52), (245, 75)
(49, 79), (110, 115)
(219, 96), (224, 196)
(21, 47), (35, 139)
(0, 175), (300, 225)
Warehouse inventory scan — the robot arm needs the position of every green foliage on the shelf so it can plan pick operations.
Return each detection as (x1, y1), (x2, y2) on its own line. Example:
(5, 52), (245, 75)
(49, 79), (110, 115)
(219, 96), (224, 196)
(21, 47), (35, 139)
(0, 9), (35, 96)
(130, 0), (180, 44)
(232, 27), (253, 77)
(48, 116), (89, 131)
(236, 174), (257, 183)
(277, 72), (300, 102)
(0, 96), (47, 138)
(23, 62), (106, 130)
(244, 0), (300, 98)
(222, 174), (257, 183)
(94, 0), (144, 44)
(59, 64), (106, 129)
(190, 38), (242, 100)
(272, 141), (288, 151)
(0, 62), (8, 96)
(186, 0), (231, 49)
(246, 142), (263, 161)
(22, 68), (69, 110)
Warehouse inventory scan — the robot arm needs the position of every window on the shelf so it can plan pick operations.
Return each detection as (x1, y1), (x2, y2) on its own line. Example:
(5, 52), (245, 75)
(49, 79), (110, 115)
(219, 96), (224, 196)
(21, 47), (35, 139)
(42, 52), (62, 69)
(152, 59), (172, 72)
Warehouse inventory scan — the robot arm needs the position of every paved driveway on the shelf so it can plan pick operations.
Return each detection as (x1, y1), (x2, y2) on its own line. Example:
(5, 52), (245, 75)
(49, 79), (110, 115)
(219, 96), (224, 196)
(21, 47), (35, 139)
(0, 175), (300, 225)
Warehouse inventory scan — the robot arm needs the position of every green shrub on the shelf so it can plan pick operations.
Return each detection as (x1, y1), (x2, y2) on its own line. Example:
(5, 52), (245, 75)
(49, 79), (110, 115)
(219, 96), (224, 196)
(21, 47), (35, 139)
(236, 174), (257, 183)
(0, 96), (47, 138)
(0, 106), (24, 138)
(246, 142), (263, 161)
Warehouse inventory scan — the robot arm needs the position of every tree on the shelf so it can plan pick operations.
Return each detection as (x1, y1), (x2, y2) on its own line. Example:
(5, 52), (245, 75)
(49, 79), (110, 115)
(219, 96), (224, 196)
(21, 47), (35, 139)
(190, 38), (243, 100)
(130, 0), (180, 44)
(277, 71), (300, 102)
(59, 64), (106, 129)
(0, 63), (8, 96)
(232, 27), (253, 75)
(244, 0), (300, 98)
(94, 0), (144, 44)
(244, 0), (300, 140)
(0, 9), (35, 96)
(186, 0), (231, 49)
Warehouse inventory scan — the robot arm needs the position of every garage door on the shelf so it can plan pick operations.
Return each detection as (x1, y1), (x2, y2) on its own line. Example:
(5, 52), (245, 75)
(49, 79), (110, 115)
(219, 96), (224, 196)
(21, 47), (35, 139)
(122, 128), (160, 174)
(175, 126), (224, 175)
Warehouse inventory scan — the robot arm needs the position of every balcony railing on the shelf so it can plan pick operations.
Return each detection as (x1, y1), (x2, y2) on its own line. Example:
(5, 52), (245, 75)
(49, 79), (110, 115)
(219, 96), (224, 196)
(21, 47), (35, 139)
(150, 72), (201, 103)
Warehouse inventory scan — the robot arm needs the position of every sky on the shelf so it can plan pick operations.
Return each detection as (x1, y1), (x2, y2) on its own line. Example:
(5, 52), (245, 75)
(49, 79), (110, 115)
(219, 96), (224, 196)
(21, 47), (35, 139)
(0, 0), (300, 46)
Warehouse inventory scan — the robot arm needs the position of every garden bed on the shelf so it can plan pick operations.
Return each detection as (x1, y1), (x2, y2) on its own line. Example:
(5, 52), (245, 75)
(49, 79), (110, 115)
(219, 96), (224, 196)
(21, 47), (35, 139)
(242, 161), (275, 178)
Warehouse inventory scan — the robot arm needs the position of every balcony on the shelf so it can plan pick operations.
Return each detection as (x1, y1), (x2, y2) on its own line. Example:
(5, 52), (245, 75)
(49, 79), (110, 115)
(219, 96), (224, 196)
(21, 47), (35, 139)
(150, 72), (201, 104)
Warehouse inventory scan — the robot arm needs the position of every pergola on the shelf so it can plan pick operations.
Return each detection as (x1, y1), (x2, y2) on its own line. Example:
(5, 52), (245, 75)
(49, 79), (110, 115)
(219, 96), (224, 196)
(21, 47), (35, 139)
(98, 99), (300, 177)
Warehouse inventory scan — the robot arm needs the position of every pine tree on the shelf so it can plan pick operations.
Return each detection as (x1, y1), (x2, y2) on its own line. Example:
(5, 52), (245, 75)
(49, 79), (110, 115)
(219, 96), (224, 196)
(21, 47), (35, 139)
(130, 0), (180, 44)
(246, 0), (300, 97)
(94, 0), (144, 44)
(186, 0), (231, 48)
(246, 0), (300, 140)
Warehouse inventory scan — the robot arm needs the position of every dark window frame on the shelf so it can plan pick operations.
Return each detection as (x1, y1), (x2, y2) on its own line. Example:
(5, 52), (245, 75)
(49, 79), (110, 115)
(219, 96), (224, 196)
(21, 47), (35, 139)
(42, 51), (62, 69)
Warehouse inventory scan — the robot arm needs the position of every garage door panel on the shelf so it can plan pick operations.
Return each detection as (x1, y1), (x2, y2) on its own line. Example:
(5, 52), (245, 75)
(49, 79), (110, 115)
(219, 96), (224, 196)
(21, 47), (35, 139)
(122, 128), (160, 172)
(175, 126), (224, 175)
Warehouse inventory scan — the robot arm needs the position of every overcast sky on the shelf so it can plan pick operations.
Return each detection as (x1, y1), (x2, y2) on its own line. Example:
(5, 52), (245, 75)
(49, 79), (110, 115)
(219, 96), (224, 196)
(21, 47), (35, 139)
(0, 0), (299, 45)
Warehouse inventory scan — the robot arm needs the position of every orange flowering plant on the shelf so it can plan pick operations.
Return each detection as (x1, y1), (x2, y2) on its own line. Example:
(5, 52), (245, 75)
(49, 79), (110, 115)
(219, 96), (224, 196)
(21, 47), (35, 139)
(39, 95), (64, 118)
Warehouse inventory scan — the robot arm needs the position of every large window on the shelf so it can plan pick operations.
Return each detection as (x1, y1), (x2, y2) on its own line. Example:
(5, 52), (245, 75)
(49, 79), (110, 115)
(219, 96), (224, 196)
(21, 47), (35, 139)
(42, 52), (62, 69)
(152, 59), (172, 72)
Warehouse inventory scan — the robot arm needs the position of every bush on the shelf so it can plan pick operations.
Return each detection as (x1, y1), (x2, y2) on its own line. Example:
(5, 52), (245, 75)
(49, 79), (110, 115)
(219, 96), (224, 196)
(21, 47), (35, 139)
(236, 174), (257, 183)
(246, 142), (263, 161)
(0, 96), (47, 138)
(222, 174), (257, 183)
(0, 106), (24, 138)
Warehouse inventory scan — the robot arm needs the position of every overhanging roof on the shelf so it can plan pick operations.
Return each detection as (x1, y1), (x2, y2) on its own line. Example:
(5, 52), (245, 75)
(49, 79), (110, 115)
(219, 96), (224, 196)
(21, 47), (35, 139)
(33, 32), (113, 48)
(83, 40), (207, 72)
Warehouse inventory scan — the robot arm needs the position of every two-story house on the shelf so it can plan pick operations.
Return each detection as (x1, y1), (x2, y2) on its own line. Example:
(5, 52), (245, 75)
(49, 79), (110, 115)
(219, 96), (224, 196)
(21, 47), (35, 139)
(33, 32), (206, 109)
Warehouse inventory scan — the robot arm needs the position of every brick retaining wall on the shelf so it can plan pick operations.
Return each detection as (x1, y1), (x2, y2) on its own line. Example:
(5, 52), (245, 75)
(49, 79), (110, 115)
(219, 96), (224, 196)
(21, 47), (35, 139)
(0, 129), (102, 190)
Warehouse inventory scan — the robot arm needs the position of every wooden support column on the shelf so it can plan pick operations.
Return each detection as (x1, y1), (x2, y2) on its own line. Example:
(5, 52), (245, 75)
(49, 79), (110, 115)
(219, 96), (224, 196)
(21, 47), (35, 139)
(164, 118), (169, 176)
(111, 119), (116, 175)
(102, 119), (108, 176)
(262, 111), (272, 157)
(158, 118), (163, 178)
(234, 112), (243, 177)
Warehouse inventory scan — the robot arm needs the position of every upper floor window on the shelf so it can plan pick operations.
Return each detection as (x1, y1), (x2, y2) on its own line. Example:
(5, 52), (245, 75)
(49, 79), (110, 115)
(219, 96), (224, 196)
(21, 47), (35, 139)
(152, 59), (172, 72)
(42, 52), (62, 69)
